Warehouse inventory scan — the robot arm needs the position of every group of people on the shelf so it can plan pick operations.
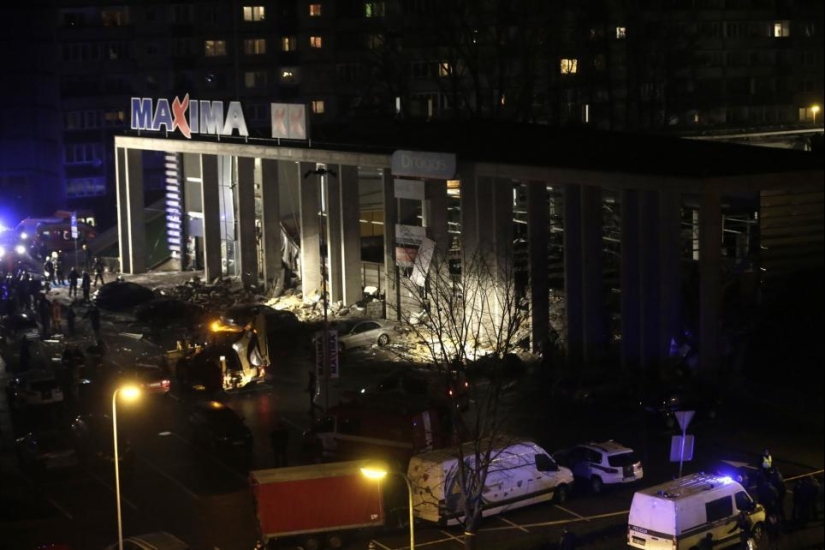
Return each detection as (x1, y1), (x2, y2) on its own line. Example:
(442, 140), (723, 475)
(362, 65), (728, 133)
(43, 252), (105, 300)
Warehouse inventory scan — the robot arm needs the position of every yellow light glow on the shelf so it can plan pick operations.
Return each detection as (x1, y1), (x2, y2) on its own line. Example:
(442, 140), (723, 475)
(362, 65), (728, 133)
(813, 105), (821, 114)
(118, 385), (141, 401)
(360, 467), (388, 480)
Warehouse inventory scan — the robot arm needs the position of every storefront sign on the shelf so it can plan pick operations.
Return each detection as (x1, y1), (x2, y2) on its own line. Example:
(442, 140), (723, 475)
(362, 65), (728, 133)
(131, 95), (249, 138)
(391, 150), (456, 179)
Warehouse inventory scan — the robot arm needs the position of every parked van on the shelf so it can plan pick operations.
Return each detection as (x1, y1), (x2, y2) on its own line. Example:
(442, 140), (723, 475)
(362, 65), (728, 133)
(627, 473), (765, 550)
(407, 439), (573, 526)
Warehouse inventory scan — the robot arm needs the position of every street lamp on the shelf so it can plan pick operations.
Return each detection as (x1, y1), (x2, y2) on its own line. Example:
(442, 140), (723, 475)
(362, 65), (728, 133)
(812, 104), (820, 125)
(361, 462), (415, 550)
(112, 385), (140, 550)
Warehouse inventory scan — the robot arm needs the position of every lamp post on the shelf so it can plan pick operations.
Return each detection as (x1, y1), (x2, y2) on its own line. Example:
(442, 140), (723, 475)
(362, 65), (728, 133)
(112, 385), (140, 550)
(361, 463), (415, 550)
(813, 104), (820, 125)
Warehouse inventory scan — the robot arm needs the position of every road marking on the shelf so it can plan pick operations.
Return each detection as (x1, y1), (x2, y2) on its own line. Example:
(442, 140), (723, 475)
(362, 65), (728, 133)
(438, 530), (466, 545)
(165, 431), (247, 483)
(556, 504), (586, 520)
(85, 470), (138, 510)
(481, 509), (630, 532)
(138, 455), (198, 499)
(497, 516), (529, 532)
(367, 540), (392, 550)
(46, 496), (74, 520)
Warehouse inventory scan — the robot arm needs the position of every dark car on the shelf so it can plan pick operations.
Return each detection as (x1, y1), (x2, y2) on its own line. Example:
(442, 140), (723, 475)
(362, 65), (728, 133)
(188, 400), (253, 459)
(0, 312), (40, 348)
(15, 429), (79, 473)
(70, 413), (135, 469)
(92, 280), (156, 311)
(361, 366), (470, 410)
(121, 365), (171, 395)
(640, 379), (722, 429)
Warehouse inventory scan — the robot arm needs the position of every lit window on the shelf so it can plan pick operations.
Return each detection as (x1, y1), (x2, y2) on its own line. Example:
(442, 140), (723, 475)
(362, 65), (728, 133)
(560, 58), (578, 74)
(101, 9), (128, 27)
(244, 71), (267, 88)
(312, 100), (325, 114)
(309, 4), (322, 16)
(204, 40), (227, 56)
(365, 1), (386, 17)
(773, 20), (790, 37)
(439, 62), (452, 77)
(244, 38), (266, 55)
(104, 110), (125, 126)
(243, 6), (265, 21)
(310, 36), (323, 49)
(616, 26), (626, 39)
(282, 36), (297, 52)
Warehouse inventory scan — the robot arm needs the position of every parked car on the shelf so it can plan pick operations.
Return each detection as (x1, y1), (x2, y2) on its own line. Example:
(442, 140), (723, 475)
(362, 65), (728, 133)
(122, 365), (171, 395)
(553, 440), (643, 493)
(15, 429), (79, 473)
(188, 400), (253, 459)
(103, 531), (189, 550)
(0, 312), (40, 348)
(92, 280), (155, 311)
(6, 369), (64, 409)
(71, 413), (135, 468)
(337, 319), (398, 351)
(361, 366), (470, 410)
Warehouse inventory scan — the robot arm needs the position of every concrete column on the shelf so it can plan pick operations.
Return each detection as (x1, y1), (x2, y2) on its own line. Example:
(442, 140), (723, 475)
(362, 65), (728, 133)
(492, 180), (513, 324)
(658, 192), (683, 362)
(581, 185), (606, 367)
(699, 187), (722, 376)
(201, 154), (222, 281)
(459, 163), (479, 269)
(324, 167), (344, 304)
(338, 164), (362, 307)
(298, 162), (322, 299)
(181, 153), (202, 271)
(638, 190), (661, 372)
(563, 184), (584, 368)
(527, 182), (549, 353)
(382, 169), (399, 320)
(620, 189), (641, 371)
(237, 156), (257, 288)
(260, 159), (283, 291)
(116, 148), (146, 275)
(425, 180), (449, 259)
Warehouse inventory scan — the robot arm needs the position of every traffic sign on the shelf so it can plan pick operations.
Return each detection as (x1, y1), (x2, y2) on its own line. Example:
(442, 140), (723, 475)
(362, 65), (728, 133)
(70, 212), (78, 240)
(670, 435), (695, 462)
(315, 330), (339, 379)
(674, 410), (695, 432)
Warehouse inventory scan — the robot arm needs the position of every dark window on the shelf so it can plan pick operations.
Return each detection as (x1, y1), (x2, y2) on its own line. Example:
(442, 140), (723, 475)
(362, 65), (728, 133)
(608, 452), (639, 467)
(706, 495), (733, 524)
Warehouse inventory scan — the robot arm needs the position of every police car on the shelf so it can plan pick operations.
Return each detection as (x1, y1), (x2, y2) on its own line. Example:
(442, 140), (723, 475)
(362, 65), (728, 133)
(553, 440), (643, 493)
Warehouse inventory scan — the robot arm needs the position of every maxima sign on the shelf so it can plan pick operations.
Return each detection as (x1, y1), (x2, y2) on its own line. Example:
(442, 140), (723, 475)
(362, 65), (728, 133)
(391, 150), (456, 179)
(131, 94), (249, 138)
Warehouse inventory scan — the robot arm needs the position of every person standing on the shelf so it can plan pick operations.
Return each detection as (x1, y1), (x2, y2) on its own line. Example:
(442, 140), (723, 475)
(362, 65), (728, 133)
(307, 370), (319, 415)
(558, 526), (576, 550)
(43, 258), (54, 284)
(92, 257), (105, 286)
(761, 449), (773, 476)
(765, 513), (782, 550)
(87, 304), (101, 338)
(55, 252), (65, 285)
(728, 510), (753, 550)
(68, 266), (79, 298)
(38, 295), (51, 337)
(81, 271), (92, 302)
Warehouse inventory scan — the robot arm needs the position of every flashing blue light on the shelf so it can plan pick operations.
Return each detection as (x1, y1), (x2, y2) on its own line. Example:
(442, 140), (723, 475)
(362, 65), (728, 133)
(15, 244), (26, 255)
(718, 476), (733, 484)
(20, 232), (28, 240)
(0, 245), (5, 258)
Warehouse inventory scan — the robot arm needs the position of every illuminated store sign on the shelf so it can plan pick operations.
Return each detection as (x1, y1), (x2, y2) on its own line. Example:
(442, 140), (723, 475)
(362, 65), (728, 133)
(131, 95), (249, 138)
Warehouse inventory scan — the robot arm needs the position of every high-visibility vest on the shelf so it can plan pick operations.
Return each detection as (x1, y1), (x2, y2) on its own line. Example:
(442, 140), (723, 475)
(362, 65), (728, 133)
(762, 454), (772, 469)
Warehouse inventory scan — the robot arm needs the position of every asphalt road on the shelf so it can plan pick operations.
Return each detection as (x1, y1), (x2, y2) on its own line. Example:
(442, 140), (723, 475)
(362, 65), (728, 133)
(2, 284), (823, 550)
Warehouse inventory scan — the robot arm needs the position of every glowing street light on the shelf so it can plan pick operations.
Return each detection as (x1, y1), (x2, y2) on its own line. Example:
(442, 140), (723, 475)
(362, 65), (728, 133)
(812, 105), (820, 125)
(361, 462), (415, 549)
(112, 385), (140, 550)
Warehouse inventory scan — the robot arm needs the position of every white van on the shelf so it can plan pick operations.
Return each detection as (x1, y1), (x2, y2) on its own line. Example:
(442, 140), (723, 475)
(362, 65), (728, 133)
(628, 473), (765, 549)
(407, 439), (573, 526)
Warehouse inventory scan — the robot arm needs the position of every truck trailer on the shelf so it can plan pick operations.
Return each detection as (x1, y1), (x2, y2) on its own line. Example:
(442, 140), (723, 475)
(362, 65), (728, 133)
(250, 460), (385, 549)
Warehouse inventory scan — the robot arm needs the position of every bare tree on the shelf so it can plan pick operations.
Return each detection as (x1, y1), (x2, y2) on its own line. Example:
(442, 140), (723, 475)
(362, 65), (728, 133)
(394, 240), (530, 549)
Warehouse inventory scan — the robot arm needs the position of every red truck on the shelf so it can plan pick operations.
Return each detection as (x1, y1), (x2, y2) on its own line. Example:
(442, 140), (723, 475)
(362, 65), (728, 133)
(250, 460), (385, 549)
